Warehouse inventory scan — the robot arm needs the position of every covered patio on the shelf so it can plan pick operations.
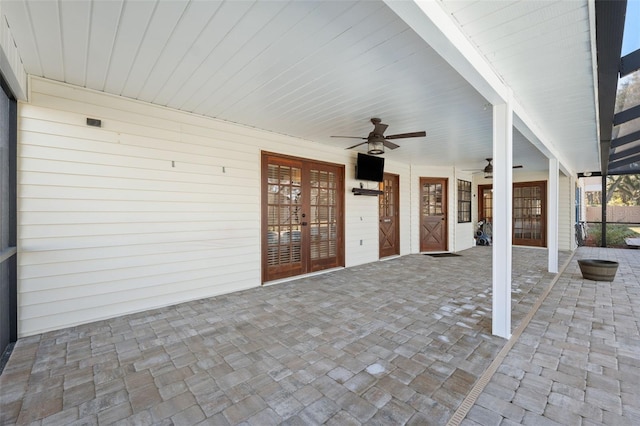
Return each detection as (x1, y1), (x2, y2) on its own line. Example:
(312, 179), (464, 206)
(1, 1), (639, 425)
(0, 0), (605, 348)
(1, 246), (638, 425)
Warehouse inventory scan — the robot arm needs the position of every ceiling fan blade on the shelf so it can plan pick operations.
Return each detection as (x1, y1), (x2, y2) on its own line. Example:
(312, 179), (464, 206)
(345, 141), (367, 150)
(331, 136), (366, 139)
(383, 140), (400, 150)
(385, 131), (426, 140)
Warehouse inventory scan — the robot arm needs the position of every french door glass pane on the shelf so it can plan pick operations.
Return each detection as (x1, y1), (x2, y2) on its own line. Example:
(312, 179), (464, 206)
(267, 164), (302, 266)
(514, 184), (542, 241)
(422, 183), (443, 216)
(310, 169), (337, 261)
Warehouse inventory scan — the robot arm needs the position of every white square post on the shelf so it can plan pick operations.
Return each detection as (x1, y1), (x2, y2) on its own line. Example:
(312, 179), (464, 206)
(548, 158), (559, 273)
(492, 98), (513, 339)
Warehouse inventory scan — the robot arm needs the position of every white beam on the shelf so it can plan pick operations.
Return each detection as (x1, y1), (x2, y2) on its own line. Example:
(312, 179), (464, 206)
(548, 158), (559, 273)
(492, 96), (513, 339)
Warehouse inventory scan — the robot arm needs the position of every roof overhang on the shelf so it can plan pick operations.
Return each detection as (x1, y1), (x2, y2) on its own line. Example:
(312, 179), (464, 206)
(595, 0), (630, 175)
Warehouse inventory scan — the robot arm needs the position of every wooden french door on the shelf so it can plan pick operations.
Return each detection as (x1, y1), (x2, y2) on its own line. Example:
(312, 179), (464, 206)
(477, 181), (546, 247)
(513, 182), (546, 247)
(262, 152), (344, 282)
(379, 173), (400, 258)
(420, 177), (448, 252)
(478, 184), (493, 223)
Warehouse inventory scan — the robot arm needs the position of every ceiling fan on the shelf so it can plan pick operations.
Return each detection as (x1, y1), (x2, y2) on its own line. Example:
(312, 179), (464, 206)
(465, 158), (523, 179)
(331, 118), (426, 155)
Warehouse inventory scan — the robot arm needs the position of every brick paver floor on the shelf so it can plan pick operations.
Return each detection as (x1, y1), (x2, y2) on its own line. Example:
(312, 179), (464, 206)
(461, 247), (640, 426)
(4, 246), (633, 425)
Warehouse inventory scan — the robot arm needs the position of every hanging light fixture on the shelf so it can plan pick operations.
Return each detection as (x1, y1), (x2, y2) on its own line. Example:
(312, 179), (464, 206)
(483, 159), (493, 179)
(367, 139), (384, 155)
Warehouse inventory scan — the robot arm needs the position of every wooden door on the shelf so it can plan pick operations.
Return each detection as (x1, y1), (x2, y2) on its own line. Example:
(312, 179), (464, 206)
(262, 153), (344, 282)
(513, 181), (546, 247)
(379, 173), (400, 258)
(420, 177), (448, 252)
(477, 181), (546, 247)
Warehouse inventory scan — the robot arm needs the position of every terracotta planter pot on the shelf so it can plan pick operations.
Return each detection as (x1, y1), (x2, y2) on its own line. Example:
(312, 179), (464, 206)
(577, 259), (619, 282)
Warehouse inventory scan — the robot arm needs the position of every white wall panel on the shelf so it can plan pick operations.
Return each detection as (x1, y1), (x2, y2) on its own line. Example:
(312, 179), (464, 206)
(558, 175), (573, 251)
(17, 77), (394, 336)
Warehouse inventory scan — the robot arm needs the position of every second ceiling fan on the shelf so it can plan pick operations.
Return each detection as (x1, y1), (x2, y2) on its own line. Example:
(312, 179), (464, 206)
(467, 158), (523, 179)
(331, 118), (426, 155)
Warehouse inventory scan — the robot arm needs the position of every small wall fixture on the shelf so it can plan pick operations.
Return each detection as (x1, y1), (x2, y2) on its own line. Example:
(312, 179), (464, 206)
(352, 187), (383, 196)
(86, 118), (102, 127)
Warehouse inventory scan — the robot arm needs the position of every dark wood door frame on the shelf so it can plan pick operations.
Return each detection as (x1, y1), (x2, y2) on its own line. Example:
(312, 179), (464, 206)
(261, 152), (345, 283)
(379, 173), (400, 258)
(478, 184), (493, 223)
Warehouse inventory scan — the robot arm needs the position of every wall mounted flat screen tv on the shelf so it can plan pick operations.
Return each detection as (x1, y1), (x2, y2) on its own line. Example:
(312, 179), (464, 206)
(356, 153), (385, 182)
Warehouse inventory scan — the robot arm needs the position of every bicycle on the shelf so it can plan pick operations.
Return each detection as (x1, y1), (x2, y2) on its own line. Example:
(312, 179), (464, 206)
(575, 221), (588, 247)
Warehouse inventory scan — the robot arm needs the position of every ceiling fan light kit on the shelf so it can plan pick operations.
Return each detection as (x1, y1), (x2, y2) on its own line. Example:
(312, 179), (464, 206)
(331, 118), (426, 155)
(368, 140), (385, 155)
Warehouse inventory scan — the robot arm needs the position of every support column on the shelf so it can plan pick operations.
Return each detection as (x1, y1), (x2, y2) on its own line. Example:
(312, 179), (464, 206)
(601, 174), (607, 247)
(547, 158), (559, 273)
(570, 175), (578, 250)
(492, 96), (513, 339)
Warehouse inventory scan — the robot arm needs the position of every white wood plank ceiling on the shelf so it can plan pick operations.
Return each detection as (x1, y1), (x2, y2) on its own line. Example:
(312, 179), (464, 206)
(2, 0), (598, 172)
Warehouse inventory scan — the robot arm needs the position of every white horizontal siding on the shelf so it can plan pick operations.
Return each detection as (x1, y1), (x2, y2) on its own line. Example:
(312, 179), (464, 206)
(344, 153), (378, 267)
(345, 194), (379, 266)
(19, 276), (256, 336)
(18, 77), (383, 336)
(558, 175), (574, 251)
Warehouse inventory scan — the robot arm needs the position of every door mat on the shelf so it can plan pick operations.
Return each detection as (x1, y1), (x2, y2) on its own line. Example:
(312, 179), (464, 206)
(425, 253), (461, 257)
